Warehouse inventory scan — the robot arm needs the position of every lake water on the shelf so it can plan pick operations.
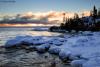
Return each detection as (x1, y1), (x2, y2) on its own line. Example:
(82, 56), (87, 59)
(0, 27), (71, 67)
(0, 27), (62, 46)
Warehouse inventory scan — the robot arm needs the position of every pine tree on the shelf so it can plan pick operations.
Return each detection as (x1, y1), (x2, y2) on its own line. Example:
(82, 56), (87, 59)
(93, 5), (97, 17)
(98, 8), (100, 18)
(63, 13), (66, 23)
(93, 5), (97, 23)
(60, 23), (65, 29)
(74, 13), (79, 19)
(90, 10), (93, 17)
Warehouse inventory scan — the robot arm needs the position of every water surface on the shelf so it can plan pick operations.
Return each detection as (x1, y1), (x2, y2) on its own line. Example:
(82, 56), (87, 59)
(0, 27), (62, 46)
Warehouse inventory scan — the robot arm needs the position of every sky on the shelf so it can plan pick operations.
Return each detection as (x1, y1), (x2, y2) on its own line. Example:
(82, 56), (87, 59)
(0, 0), (100, 14)
(0, 0), (100, 26)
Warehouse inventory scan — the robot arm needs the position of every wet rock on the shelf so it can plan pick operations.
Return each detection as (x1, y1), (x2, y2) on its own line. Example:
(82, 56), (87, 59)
(0, 61), (19, 67)
(50, 61), (56, 67)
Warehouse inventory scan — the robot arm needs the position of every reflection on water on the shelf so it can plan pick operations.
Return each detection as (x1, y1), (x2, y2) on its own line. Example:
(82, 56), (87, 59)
(0, 48), (70, 67)
(0, 27), (62, 46)
(0, 27), (70, 67)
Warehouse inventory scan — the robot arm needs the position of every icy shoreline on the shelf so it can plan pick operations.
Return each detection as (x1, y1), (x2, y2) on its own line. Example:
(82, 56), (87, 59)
(2, 31), (100, 67)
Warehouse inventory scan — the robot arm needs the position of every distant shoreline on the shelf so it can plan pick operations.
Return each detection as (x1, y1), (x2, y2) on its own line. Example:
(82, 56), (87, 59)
(0, 26), (51, 28)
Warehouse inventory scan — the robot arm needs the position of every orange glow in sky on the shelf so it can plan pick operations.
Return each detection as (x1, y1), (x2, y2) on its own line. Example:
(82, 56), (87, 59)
(0, 24), (54, 27)
(0, 11), (91, 27)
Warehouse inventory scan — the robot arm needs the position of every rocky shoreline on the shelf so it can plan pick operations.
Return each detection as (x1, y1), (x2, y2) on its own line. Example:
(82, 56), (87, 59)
(1, 31), (100, 67)
(0, 47), (70, 67)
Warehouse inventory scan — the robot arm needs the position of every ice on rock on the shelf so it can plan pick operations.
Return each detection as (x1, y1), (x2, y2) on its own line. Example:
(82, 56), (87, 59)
(31, 36), (45, 45)
(5, 36), (31, 48)
(69, 53), (82, 60)
(81, 31), (92, 35)
(52, 40), (63, 46)
(4, 31), (100, 67)
(59, 50), (72, 62)
(71, 59), (87, 67)
(59, 50), (84, 62)
(83, 57), (100, 67)
(48, 46), (61, 54)
(48, 37), (64, 46)
(5, 36), (46, 48)
(77, 38), (88, 43)
(5, 39), (21, 48)
(19, 36), (45, 45)
(36, 44), (50, 53)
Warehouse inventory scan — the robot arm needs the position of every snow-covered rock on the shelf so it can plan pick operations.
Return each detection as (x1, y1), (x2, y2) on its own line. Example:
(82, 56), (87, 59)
(71, 59), (87, 67)
(48, 37), (64, 46)
(96, 18), (100, 23)
(48, 46), (61, 54)
(5, 39), (22, 48)
(5, 36), (46, 48)
(69, 53), (82, 60)
(36, 44), (50, 53)
(59, 50), (72, 62)
(4, 31), (100, 67)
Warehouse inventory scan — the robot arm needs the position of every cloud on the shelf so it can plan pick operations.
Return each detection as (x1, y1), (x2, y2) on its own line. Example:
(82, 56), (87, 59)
(30, 11), (75, 22)
(0, 11), (91, 25)
(82, 11), (90, 16)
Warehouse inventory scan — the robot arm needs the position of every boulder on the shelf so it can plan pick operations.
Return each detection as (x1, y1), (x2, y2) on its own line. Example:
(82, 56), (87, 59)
(36, 44), (50, 53)
(59, 50), (72, 63)
(48, 46), (61, 55)
(70, 59), (86, 67)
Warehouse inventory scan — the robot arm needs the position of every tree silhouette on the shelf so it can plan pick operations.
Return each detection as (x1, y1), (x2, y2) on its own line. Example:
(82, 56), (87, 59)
(60, 23), (65, 29)
(74, 13), (79, 19)
(49, 6), (100, 32)
(93, 5), (97, 23)
(98, 8), (100, 18)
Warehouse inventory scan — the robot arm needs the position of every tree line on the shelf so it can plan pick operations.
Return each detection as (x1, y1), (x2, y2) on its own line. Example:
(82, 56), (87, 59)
(50, 6), (100, 32)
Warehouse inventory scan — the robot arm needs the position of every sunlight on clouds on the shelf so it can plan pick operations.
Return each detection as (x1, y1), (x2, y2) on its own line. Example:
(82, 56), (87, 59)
(32, 11), (75, 22)
(0, 10), (91, 27)
(0, 11), (90, 21)
(0, 24), (54, 27)
(27, 12), (33, 16)
(83, 11), (90, 16)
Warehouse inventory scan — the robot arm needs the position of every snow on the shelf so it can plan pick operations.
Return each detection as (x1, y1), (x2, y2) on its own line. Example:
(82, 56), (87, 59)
(59, 50), (71, 60)
(96, 18), (100, 23)
(48, 45), (61, 54)
(5, 35), (48, 48)
(4, 31), (100, 67)
(36, 43), (50, 53)
(71, 59), (86, 67)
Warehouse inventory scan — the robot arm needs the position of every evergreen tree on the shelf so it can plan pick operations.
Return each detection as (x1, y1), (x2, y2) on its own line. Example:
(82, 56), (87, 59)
(63, 13), (66, 23)
(74, 13), (79, 19)
(90, 10), (93, 17)
(82, 13), (84, 18)
(93, 5), (97, 23)
(60, 23), (65, 29)
(98, 8), (100, 18)
(93, 5), (97, 17)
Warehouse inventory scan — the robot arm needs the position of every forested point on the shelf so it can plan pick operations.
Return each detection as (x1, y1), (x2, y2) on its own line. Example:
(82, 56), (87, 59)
(49, 6), (100, 32)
